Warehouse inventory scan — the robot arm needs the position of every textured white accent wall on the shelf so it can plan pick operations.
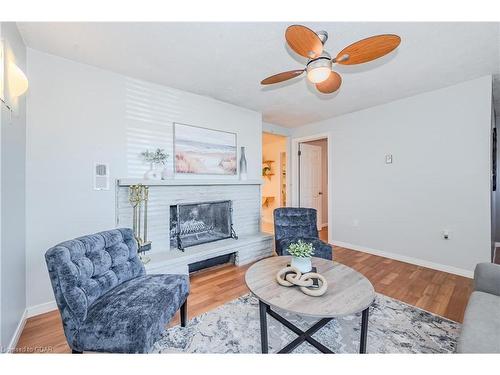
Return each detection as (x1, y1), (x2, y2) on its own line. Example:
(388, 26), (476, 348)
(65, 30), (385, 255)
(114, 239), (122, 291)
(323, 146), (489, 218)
(25, 49), (262, 309)
(292, 76), (493, 275)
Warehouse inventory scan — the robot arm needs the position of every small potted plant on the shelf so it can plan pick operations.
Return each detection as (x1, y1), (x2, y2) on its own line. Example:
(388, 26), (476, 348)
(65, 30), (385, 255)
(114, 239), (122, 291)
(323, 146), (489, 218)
(287, 240), (315, 273)
(141, 148), (169, 180)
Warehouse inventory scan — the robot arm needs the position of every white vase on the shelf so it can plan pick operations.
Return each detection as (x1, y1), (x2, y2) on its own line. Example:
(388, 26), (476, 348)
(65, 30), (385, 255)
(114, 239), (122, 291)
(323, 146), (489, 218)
(239, 146), (248, 180)
(291, 256), (312, 273)
(144, 163), (162, 180)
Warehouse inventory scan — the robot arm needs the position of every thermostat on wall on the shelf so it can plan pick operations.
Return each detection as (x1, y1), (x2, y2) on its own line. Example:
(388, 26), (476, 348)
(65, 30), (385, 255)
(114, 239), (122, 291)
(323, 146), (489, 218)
(94, 162), (110, 190)
(385, 154), (393, 164)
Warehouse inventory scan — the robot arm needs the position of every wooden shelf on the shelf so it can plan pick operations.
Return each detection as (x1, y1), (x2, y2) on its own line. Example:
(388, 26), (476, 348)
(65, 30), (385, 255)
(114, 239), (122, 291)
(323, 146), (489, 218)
(262, 196), (275, 208)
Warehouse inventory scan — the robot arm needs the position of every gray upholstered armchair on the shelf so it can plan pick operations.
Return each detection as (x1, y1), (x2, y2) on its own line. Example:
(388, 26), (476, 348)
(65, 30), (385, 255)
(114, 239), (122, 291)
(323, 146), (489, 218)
(456, 262), (500, 353)
(45, 228), (189, 353)
(273, 207), (333, 260)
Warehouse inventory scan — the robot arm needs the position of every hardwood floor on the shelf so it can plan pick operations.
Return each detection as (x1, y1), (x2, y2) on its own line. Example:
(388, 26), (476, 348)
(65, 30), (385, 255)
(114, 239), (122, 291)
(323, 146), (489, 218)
(16, 227), (473, 353)
(333, 246), (473, 322)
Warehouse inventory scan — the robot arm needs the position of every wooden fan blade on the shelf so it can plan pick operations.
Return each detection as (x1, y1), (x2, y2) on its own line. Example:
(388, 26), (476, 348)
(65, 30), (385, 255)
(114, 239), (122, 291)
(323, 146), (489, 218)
(336, 34), (401, 65)
(285, 25), (323, 59)
(316, 71), (342, 94)
(261, 70), (304, 85)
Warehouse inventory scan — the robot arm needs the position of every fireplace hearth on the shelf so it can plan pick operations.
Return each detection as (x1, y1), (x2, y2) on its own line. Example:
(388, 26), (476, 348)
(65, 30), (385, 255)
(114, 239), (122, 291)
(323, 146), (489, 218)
(170, 200), (238, 251)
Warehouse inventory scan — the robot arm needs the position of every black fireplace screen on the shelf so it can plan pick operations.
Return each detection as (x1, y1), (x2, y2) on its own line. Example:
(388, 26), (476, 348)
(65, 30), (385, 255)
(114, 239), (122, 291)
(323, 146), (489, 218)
(169, 200), (236, 250)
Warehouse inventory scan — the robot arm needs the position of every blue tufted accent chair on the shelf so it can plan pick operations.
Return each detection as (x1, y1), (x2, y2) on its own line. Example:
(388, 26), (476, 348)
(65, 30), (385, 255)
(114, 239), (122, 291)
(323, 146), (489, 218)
(273, 207), (333, 260)
(45, 228), (189, 353)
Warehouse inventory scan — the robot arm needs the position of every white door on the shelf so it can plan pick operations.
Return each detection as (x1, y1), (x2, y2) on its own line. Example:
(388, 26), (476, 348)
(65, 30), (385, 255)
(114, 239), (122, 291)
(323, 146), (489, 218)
(299, 143), (322, 229)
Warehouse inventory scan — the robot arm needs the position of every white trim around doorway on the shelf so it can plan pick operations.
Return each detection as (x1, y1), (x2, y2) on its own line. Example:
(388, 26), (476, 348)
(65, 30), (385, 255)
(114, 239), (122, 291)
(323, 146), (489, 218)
(291, 132), (332, 243)
(261, 130), (292, 209)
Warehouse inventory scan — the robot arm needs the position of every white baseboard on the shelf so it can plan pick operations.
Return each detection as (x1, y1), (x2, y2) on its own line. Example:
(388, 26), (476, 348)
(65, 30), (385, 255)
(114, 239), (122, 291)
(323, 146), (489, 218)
(26, 300), (57, 318)
(2, 301), (59, 352)
(7, 309), (27, 353)
(6, 300), (58, 352)
(333, 241), (474, 278)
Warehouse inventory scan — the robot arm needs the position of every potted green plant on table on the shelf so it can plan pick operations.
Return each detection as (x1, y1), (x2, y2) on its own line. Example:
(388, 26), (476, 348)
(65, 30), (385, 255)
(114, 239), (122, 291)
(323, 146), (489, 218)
(287, 239), (315, 273)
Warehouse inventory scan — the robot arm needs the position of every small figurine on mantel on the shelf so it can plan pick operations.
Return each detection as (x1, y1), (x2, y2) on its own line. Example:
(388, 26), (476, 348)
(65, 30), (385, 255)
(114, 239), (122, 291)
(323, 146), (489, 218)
(141, 148), (170, 180)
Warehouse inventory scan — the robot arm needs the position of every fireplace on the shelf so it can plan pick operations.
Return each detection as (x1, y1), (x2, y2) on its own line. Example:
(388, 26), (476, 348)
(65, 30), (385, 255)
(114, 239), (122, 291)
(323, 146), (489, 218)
(169, 200), (238, 251)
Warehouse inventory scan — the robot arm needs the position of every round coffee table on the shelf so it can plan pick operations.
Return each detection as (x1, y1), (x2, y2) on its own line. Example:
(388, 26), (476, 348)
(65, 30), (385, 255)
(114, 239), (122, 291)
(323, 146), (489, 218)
(245, 256), (375, 354)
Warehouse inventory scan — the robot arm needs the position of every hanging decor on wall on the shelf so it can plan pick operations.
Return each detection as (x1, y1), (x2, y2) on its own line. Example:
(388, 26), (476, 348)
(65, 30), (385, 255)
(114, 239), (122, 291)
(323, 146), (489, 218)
(174, 123), (237, 175)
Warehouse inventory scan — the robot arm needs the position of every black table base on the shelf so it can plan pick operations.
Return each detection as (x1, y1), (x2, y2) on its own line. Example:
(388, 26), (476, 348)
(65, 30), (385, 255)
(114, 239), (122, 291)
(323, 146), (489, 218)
(259, 300), (370, 354)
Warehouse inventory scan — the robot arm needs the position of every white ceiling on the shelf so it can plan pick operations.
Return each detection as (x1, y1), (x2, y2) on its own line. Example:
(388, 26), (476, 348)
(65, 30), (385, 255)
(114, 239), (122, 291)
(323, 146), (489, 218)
(17, 22), (500, 127)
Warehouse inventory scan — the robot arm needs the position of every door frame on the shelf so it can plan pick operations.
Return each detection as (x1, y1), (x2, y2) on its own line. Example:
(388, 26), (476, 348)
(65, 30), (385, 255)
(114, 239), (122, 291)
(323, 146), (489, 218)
(261, 131), (292, 218)
(291, 132), (332, 243)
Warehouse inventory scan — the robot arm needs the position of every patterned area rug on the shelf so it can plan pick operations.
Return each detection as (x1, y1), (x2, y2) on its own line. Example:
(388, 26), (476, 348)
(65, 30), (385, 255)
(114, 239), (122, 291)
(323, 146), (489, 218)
(153, 293), (460, 354)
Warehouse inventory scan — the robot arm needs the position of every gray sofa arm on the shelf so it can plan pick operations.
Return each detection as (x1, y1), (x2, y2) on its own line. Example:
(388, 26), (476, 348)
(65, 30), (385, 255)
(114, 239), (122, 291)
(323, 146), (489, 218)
(474, 262), (500, 296)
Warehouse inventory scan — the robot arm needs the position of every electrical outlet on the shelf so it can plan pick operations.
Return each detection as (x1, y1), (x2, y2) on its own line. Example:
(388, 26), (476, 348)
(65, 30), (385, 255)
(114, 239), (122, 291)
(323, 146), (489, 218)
(442, 230), (450, 240)
(385, 154), (393, 164)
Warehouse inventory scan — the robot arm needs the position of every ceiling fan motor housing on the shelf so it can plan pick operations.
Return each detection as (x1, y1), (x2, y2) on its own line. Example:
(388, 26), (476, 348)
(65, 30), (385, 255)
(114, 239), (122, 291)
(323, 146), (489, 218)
(316, 30), (328, 44)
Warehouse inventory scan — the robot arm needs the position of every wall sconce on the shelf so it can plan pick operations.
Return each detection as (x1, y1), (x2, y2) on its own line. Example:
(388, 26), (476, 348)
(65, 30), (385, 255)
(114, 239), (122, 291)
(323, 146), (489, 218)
(0, 62), (29, 112)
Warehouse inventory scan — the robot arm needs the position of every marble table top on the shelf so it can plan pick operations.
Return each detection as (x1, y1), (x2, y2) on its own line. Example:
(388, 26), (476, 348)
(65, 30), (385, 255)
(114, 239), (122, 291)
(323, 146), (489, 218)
(245, 256), (375, 318)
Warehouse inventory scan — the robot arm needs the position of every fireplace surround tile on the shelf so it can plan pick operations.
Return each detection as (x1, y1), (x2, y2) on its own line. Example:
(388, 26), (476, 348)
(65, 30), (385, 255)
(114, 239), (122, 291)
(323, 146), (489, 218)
(116, 181), (272, 275)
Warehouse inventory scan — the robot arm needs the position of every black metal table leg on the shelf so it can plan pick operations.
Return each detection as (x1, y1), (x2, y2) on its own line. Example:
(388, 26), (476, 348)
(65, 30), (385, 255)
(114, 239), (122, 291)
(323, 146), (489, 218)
(180, 300), (188, 327)
(258, 298), (370, 354)
(359, 307), (369, 354)
(277, 318), (333, 354)
(259, 300), (269, 353)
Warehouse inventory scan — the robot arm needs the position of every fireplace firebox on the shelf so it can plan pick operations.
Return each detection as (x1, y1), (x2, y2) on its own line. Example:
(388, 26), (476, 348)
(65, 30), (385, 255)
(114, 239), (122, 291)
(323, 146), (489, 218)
(169, 200), (238, 251)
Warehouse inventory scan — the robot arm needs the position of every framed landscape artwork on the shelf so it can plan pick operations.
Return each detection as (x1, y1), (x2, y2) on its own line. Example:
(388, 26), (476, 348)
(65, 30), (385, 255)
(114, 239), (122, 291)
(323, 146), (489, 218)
(174, 123), (237, 175)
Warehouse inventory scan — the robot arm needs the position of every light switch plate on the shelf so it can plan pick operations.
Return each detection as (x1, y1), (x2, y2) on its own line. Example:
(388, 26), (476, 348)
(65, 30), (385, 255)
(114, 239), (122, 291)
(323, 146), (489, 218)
(385, 154), (393, 164)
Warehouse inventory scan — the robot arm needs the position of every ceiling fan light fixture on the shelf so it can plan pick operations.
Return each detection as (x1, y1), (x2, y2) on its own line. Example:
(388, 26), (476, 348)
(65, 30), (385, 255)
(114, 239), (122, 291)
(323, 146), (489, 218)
(306, 58), (332, 84)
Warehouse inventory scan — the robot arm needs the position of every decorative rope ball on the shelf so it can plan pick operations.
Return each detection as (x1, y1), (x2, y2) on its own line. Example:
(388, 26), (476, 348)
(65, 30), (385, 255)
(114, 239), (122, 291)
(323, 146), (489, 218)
(276, 266), (328, 297)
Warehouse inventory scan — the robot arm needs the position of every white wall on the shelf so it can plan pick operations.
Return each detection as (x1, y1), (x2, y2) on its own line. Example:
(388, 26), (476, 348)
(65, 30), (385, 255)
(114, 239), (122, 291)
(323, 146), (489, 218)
(262, 122), (291, 137)
(292, 76), (493, 276)
(0, 22), (27, 351)
(25, 49), (262, 310)
(0, 21), (3, 352)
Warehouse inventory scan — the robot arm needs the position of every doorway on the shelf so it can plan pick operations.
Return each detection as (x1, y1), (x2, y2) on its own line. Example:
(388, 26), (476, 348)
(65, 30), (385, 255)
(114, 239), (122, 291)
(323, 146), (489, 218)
(299, 138), (328, 238)
(261, 132), (288, 234)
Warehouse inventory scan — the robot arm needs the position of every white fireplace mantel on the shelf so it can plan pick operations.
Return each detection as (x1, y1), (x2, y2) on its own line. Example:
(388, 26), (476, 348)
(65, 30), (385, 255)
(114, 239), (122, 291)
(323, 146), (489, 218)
(117, 178), (263, 187)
